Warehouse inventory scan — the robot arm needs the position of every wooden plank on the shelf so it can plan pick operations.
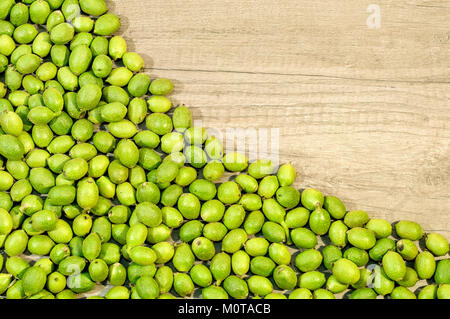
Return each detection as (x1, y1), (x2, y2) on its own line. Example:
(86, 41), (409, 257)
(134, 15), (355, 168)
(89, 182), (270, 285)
(110, 0), (450, 238)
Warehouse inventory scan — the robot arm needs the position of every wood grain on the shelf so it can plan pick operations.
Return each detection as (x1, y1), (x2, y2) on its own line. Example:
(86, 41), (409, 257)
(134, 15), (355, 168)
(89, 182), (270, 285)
(110, 0), (450, 238)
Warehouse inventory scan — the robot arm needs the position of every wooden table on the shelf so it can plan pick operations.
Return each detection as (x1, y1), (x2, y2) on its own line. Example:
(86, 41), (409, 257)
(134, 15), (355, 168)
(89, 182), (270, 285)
(110, 0), (450, 239)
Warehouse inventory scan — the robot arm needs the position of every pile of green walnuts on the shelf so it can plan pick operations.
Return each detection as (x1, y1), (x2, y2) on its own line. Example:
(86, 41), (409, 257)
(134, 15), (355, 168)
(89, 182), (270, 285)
(0, 0), (449, 300)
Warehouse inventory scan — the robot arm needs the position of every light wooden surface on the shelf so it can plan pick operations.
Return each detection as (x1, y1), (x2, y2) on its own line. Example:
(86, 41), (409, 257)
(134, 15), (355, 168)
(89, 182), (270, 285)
(110, 0), (450, 239)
